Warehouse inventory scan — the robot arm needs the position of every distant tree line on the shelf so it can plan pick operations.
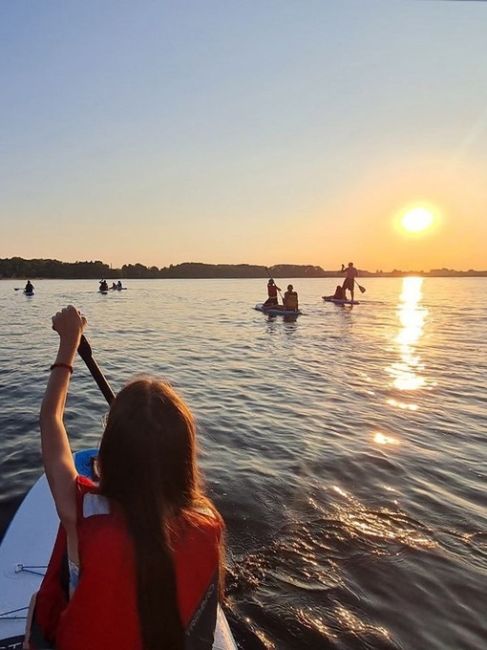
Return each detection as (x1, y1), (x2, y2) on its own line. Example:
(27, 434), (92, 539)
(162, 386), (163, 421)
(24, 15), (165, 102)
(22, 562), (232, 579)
(0, 257), (115, 279)
(157, 263), (328, 278)
(0, 258), (331, 279)
(0, 257), (486, 279)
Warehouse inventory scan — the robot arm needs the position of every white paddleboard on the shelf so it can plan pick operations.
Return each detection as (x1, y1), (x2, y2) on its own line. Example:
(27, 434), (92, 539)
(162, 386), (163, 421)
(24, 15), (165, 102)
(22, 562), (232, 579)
(0, 454), (236, 650)
(255, 303), (301, 316)
(322, 296), (360, 305)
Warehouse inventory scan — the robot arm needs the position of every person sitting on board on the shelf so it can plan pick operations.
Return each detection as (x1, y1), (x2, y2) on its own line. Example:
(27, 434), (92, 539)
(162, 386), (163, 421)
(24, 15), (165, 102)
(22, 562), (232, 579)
(99, 279), (108, 292)
(333, 285), (345, 300)
(341, 262), (358, 302)
(28, 306), (225, 650)
(25, 280), (34, 293)
(117, 280), (123, 289)
(264, 278), (280, 306)
(283, 284), (299, 311)
(111, 282), (117, 289)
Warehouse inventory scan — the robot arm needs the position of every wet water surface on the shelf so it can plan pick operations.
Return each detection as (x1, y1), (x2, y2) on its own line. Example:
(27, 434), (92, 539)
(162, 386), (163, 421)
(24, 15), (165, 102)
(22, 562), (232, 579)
(0, 277), (486, 649)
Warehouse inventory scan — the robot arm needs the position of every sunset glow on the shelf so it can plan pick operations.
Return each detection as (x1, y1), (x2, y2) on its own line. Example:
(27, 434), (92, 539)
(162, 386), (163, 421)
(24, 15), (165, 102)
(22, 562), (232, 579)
(1, 3), (486, 270)
(400, 207), (435, 234)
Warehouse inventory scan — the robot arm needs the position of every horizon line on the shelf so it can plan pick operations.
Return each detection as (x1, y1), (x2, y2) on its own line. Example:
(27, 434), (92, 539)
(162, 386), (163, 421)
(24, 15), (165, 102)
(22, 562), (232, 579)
(1, 256), (487, 278)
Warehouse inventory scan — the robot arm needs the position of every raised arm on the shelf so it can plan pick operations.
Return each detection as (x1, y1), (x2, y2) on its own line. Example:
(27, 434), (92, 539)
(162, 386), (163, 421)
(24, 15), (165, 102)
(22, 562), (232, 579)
(39, 306), (87, 527)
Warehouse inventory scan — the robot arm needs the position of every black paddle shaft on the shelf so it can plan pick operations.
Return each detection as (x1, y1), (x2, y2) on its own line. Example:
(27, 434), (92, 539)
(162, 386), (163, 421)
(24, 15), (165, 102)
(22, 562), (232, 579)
(77, 335), (115, 405)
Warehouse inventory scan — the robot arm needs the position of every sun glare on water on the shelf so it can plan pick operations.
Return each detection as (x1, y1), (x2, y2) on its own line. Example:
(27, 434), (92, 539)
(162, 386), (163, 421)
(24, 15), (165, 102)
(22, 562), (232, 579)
(400, 207), (434, 234)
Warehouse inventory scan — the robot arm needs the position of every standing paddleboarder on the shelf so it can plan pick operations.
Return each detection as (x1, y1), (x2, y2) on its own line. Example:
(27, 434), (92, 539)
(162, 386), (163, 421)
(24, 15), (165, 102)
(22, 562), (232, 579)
(341, 262), (358, 302)
(264, 278), (281, 306)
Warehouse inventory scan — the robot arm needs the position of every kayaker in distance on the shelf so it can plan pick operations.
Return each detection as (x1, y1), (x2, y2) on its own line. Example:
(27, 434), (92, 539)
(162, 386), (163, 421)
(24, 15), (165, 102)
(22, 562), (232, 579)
(29, 306), (225, 650)
(24, 280), (34, 294)
(264, 278), (280, 306)
(117, 280), (123, 289)
(341, 262), (358, 302)
(283, 284), (299, 311)
(99, 279), (109, 292)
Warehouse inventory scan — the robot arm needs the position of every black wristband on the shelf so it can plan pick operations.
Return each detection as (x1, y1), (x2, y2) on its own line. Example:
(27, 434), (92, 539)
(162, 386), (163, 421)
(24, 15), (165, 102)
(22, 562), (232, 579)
(50, 363), (74, 374)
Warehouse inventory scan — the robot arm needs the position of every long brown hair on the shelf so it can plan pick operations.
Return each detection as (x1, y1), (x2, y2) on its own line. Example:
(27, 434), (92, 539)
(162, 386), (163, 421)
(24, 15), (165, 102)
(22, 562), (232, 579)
(97, 378), (221, 650)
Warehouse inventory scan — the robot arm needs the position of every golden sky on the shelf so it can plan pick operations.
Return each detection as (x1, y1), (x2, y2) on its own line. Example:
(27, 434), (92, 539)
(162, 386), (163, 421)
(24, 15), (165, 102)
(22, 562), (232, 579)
(2, 2), (486, 271)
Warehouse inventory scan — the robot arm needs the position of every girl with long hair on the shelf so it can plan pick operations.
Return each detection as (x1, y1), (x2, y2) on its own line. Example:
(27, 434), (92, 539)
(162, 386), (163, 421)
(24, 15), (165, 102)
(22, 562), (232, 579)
(29, 306), (224, 650)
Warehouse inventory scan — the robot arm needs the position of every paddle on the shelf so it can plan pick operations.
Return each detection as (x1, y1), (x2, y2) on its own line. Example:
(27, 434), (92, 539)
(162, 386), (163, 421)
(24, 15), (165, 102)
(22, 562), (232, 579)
(355, 280), (366, 294)
(77, 335), (115, 405)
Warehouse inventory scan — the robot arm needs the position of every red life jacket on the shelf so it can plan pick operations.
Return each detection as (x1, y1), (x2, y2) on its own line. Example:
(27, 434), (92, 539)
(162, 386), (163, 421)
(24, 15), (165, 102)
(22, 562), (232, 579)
(30, 476), (222, 650)
(267, 284), (278, 298)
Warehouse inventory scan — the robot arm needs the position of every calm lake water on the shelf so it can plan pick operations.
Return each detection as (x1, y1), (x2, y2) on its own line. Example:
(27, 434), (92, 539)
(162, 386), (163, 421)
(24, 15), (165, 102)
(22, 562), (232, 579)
(0, 277), (486, 649)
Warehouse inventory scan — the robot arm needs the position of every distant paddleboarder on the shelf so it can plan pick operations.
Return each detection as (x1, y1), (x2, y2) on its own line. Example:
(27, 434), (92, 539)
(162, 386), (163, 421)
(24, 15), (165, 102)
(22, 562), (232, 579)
(332, 285), (345, 300)
(264, 278), (281, 306)
(24, 280), (34, 294)
(341, 262), (358, 302)
(283, 284), (299, 311)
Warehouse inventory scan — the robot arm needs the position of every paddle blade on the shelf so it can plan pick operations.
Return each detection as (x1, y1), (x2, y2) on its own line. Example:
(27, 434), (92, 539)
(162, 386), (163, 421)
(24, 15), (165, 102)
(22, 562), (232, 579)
(77, 335), (115, 405)
(358, 284), (366, 293)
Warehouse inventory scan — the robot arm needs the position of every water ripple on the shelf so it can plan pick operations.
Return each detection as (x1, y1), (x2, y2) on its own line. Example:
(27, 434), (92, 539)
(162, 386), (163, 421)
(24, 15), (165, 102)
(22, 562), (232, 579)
(1, 277), (486, 649)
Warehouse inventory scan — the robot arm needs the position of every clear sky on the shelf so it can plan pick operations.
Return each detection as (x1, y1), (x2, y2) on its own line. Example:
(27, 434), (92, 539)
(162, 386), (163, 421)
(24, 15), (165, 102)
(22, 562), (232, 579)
(1, 1), (486, 270)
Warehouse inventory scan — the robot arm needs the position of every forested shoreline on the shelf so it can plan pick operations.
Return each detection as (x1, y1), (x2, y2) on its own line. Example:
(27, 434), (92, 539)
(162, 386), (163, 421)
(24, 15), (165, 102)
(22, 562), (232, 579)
(1, 257), (486, 279)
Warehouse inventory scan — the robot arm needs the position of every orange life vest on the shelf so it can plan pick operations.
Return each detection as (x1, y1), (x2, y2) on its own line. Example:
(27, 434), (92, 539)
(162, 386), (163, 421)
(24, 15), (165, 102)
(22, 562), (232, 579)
(283, 291), (298, 310)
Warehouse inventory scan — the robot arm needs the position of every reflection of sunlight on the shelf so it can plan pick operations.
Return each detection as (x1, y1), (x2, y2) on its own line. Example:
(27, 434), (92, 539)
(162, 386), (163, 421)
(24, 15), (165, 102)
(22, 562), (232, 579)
(386, 398), (418, 411)
(374, 432), (399, 446)
(334, 604), (392, 639)
(388, 277), (427, 392)
(332, 485), (348, 497)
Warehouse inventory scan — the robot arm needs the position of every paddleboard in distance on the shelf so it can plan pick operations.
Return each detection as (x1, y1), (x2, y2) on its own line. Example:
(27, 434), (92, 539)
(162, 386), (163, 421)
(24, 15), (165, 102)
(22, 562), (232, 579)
(322, 296), (360, 305)
(0, 449), (237, 650)
(23, 291), (34, 296)
(255, 303), (301, 316)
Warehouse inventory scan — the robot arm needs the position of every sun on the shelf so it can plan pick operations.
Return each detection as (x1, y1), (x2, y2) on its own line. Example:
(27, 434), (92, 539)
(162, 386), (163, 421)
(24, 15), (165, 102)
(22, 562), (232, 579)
(401, 207), (434, 234)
